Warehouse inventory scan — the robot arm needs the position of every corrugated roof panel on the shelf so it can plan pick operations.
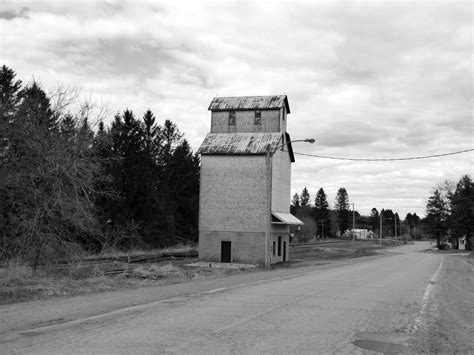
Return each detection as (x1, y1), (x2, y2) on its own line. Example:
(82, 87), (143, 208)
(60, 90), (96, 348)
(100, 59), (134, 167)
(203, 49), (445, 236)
(197, 132), (283, 155)
(272, 212), (304, 225)
(208, 95), (290, 113)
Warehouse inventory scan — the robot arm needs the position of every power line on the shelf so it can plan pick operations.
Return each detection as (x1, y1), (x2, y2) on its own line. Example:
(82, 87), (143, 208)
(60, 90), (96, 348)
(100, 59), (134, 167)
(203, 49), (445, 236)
(293, 148), (474, 162)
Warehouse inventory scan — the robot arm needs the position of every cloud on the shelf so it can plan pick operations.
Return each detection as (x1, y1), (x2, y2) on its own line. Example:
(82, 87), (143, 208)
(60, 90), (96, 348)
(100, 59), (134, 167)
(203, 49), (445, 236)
(1, 0), (471, 217)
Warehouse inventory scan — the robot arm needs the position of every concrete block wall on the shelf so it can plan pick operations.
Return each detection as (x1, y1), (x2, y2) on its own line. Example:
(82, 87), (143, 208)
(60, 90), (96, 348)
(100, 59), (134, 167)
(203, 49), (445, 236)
(199, 231), (266, 264)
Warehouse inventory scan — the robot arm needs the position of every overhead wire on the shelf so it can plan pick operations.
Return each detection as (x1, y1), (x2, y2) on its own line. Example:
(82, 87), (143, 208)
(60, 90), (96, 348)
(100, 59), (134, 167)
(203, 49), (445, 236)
(293, 148), (474, 162)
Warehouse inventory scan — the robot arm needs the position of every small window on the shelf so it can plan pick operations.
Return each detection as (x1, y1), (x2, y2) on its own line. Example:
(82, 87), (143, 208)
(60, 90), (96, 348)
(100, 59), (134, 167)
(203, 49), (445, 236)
(272, 241), (276, 256)
(254, 110), (261, 125)
(229, 111), (236, 126)
(278, 236), (282, 256)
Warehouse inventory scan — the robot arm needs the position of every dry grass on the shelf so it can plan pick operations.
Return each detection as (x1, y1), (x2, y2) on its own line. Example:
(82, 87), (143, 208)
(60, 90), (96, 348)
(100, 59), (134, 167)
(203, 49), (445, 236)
(290, 240), (384, 261)
(0, 241), (395, 305)
(97, 243), (196, 259)
(0, 259), (125, 305)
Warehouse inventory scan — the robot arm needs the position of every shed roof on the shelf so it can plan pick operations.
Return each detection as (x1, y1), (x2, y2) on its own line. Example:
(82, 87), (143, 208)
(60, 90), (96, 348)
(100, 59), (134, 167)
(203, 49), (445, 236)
(272, 212), (304, 225)
(198, 132), (282, 155)
(208, 95), (290, 113)
(198, 132), (296, 162)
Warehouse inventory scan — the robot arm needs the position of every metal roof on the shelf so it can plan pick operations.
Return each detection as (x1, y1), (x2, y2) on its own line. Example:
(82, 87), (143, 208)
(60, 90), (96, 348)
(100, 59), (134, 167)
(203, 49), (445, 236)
(198, 132), (283, 155)
(198, 132), (295, 162)
(208, 95), (290, 113)
(272, 212), (304, 225)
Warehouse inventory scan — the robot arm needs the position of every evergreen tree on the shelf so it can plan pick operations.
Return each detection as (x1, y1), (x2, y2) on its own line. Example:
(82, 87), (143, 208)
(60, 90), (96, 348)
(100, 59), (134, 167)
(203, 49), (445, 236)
(1, 64), (23, 123)
(17, 82), (57, 133)
(170, 140), (200, 241)
(300, 187), (310, 207)
(425, 189), (448, 248)
(314, 188), (329, 238)
(450, 175), (473, 250)
(290, 193), (300, 215)
(371, 208), (380, 234)
(334, 187), (350, 235)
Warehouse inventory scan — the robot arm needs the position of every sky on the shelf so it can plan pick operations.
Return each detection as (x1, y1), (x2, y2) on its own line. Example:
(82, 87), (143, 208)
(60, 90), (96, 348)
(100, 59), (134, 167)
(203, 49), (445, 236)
(1, 0), (472, 217)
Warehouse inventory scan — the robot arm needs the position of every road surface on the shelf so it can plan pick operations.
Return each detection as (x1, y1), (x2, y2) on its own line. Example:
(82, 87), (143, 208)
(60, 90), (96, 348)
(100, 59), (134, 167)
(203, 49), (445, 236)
(1, 242), (446, 354)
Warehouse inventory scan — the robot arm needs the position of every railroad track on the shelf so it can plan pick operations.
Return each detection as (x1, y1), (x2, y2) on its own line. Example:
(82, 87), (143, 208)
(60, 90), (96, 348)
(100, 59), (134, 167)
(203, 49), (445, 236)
(47, 250), (199, 277)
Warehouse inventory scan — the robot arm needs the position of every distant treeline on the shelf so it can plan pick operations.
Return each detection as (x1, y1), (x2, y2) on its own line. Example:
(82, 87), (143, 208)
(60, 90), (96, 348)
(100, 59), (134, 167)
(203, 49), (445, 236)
(0, 65), (199, 268)
(290, 187), (421, 240)
(292, 177), (473, 251)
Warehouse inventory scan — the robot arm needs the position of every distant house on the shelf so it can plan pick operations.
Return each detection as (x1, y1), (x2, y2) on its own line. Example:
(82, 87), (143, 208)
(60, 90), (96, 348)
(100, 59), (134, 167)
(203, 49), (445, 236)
(349, 229), (371, 239)
(197, 95), (303, 265)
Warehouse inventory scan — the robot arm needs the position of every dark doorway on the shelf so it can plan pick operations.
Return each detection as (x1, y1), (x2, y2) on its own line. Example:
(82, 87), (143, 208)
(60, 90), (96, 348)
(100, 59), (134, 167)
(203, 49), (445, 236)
(221, 241), (231, 263)
(283, 241), (287, 262)
(278, 236), (282, 256)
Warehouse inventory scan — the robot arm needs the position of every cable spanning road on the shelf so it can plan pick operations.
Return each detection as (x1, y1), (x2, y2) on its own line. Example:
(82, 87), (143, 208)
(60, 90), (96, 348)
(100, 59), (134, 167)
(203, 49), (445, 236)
(1, 242), (445, 354)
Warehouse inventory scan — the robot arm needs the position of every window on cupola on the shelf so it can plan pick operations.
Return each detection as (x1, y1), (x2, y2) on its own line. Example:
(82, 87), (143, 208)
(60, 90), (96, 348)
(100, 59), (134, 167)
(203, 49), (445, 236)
(254, 110), (261, 125)
(229, 111), (236, 126)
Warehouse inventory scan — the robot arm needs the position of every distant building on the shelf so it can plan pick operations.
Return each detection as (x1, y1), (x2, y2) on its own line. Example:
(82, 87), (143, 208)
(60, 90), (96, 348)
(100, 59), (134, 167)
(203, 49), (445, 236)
(349, 229), (371, 239)
(197, 95), (303, 265)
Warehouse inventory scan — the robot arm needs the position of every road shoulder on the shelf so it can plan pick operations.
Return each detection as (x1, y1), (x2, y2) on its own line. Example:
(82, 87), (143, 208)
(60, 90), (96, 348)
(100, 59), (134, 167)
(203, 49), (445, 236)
(409, 254), (474, 353)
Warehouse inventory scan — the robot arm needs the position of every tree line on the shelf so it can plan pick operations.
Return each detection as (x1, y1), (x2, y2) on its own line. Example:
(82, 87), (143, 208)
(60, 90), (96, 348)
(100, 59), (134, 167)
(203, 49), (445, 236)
(291, 187), (422, 241)
(0, 65), (199, 268)
(291, 175), (472, 249)
(425, 175), (473, 250)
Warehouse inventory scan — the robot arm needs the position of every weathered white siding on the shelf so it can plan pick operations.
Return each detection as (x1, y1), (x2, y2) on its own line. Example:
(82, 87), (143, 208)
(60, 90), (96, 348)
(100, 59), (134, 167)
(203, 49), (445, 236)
(199, 155), (267, 233)
(271, 146), (291, 213)
(211, 110), (281, 133)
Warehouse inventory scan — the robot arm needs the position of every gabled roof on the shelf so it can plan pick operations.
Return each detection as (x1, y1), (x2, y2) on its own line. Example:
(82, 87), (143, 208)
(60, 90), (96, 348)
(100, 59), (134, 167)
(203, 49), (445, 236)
(208, 95), (290, 113)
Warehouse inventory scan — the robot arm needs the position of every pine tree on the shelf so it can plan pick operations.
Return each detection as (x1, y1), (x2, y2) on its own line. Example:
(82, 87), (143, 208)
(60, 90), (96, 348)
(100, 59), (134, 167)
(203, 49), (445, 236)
(1, 64), (23, 123)
(371, 208), (380, 234)
(17, 82), (57, 133)
(300, 187), (310, 207)
(314, 188), (329, 238)
(290, 193), (300, 215)
(425, 189), (448, 248)
(450, 175), (473, 250)
(170, 140), (200, 241)
(334, 187), (350, 235)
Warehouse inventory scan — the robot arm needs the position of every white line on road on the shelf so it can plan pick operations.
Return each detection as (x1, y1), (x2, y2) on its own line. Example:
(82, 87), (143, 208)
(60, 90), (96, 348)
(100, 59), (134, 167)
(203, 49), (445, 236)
(204, 287), (227, 294)
(407, 255), (444, 334)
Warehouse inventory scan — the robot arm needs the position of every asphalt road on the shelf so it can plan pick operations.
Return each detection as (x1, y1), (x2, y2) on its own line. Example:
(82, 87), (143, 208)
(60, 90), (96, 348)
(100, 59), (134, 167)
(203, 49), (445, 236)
(1, 242), (444, 354)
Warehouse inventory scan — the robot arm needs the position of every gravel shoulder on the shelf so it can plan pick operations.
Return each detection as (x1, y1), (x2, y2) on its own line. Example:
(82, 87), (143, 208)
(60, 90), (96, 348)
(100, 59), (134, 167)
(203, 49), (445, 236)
(410, 253), (474, 353)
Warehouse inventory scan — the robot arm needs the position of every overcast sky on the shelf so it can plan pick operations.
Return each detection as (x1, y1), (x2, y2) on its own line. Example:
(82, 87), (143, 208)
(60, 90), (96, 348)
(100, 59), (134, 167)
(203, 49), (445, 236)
(1, 0), (472, 217)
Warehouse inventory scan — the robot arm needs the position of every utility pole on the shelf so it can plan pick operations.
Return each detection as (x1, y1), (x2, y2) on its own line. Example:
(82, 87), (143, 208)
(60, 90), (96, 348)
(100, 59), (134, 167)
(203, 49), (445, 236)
(264, 144), (272, 268)
(406, 222), (409, 244)
(319, 219), (325, 239)
(394, 214), (397, 242)
(379, 211), (383, 248)
(352, 203), (355, 243)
